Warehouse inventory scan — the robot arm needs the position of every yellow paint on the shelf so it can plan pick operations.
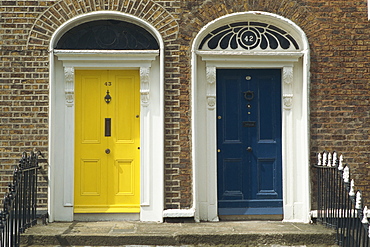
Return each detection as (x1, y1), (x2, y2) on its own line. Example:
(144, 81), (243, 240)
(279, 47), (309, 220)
(74, 70), (140, 213)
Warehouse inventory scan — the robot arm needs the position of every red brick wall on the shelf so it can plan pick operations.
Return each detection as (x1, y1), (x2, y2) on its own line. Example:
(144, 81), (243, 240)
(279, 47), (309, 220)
(0, 0), (51, 208)
(306, 0), (370, 206)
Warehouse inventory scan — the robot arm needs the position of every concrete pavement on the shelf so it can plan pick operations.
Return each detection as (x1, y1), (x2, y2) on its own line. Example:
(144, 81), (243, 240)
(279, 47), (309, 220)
(21, 220), (338, 246)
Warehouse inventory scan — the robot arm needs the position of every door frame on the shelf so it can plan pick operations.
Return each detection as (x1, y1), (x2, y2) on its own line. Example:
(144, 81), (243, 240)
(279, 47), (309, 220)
(48, 11), (164, 222)
(192, 12), (311, 223)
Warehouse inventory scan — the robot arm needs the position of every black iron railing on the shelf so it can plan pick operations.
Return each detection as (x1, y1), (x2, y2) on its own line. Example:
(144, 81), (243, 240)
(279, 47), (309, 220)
(314, 151), (370, 247)
(0, 151), (41, 247)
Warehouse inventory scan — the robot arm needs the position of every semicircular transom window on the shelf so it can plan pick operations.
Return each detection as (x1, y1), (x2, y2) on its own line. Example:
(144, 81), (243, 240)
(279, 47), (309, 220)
(55, 20), (159, 50)
(199, 21), (300, 51)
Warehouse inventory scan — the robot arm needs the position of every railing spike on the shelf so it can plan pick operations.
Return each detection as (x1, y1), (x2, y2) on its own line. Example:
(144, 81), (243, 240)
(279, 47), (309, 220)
(355, 191), (362, 210)
(338, 154), (344, 170)
(349, 179), (355, 197)
(323, 152), (327, 166)
(317, 153), (322, 166)
(343, 165), (350, 183)
(314, 153), (370, 244)
(327, 152), (332, 167)
(332, 151), (338, 167)
(362, 206), (369, 224)
(0, 151), (41, 245)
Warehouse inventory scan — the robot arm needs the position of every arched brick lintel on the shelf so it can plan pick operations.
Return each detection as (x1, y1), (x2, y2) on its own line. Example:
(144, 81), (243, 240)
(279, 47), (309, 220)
(27, 0), (179, 49)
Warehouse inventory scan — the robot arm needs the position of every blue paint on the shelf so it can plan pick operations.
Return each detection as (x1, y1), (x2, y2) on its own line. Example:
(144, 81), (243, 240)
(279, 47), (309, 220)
(217, 69), (282, 215)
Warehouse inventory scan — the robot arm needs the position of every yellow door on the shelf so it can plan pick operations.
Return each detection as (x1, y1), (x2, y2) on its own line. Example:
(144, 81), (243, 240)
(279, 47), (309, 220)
(74, 70), (140, 213)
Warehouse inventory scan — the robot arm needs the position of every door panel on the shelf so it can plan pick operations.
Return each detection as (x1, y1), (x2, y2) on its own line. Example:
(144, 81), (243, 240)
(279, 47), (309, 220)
(217, 69), (282, 216)
(258, 77), (278, 140)
(257, 159), (278, 196)
(222, 78), (242, 142)
(80, 76), (102, 143)
(80, 159), (102, 196)
(221, 158), (243, 200)
(114, 73), (137, 142)
(114, 159), (134, 195)
(75, 70), (140, 213)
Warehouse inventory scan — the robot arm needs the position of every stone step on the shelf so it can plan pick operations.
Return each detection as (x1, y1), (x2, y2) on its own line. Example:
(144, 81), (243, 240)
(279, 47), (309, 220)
(20, 244), (340, 247)
(21, 221), (338, 246)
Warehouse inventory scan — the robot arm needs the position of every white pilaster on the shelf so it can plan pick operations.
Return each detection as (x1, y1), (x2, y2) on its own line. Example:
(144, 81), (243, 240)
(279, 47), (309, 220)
(206, 66), (219, 221)
(282, 66), (294, 220)
(140, 66), (150, 207)
(64, 66), (75, 208)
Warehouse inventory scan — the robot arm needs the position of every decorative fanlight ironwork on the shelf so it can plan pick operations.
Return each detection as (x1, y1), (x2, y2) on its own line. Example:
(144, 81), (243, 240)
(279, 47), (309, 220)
(56, 20), (159, 50)
(199, 22), (300, 51)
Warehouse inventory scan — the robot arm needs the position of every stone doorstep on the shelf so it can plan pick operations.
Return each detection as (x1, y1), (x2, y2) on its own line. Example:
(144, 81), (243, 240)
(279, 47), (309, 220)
(21, 234), (338, 247)
(20, 221), (338, 246)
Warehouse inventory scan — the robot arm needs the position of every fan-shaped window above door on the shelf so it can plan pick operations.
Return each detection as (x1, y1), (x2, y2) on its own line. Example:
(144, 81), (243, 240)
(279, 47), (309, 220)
(199, 21), (300, 51)
(55, 20), (159, 50)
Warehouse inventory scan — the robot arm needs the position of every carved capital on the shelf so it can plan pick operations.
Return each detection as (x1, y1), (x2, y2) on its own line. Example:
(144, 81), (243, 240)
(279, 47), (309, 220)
(283, 94), (293, 109)
(206, 66), (216, 110)
(283, 66), (293, 85)
(65, 91), (73, 106)
(64, 67), (74, 107)
(140, 90), (150, 107)
(207, 94), (216, 109)
(206, 66), (216, 84)
(140, 67), (150, 107)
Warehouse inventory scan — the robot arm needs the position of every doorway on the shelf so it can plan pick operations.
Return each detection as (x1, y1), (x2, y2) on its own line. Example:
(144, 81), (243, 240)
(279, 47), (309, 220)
(74, 70), (140, 213)
(216, 69), (282, 218)
(192, 11), (310, 223)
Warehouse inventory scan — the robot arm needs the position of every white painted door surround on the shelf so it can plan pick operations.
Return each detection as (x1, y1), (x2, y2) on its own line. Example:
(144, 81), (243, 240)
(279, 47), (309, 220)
(48, 11), (164, 222)
(192, 12), (311, 223)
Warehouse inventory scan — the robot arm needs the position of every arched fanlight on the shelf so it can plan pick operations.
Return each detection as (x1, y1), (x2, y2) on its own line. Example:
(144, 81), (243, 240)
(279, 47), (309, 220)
(56, 20), (159, 50)
(199, 21), (300, 51)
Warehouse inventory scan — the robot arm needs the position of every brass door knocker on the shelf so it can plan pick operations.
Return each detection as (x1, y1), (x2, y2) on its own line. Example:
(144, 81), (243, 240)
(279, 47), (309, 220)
(243, 90), (254, 101)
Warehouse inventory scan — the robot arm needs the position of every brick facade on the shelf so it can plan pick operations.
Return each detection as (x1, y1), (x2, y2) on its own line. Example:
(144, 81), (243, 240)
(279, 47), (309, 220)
(1, 0), (370, 214)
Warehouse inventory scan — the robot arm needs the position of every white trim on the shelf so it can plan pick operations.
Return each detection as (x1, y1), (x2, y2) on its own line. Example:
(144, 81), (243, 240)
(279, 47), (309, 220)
(163, 209), (195, 218)
(139, 66), (150, 206)
(197, 50), (304, 58)
(192, 11), (311, 223)
(48, 12), (164, 222)
(54, 50), (160, 54)
(63, 66), (74, 207)
(54, 50), (159, 68)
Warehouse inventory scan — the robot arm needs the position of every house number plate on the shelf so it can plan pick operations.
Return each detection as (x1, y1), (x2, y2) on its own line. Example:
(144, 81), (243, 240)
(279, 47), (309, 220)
(243, 121), (256, 127)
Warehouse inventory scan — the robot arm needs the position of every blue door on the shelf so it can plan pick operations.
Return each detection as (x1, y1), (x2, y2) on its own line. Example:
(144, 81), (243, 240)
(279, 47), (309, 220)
(217, 69), (282, 216)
